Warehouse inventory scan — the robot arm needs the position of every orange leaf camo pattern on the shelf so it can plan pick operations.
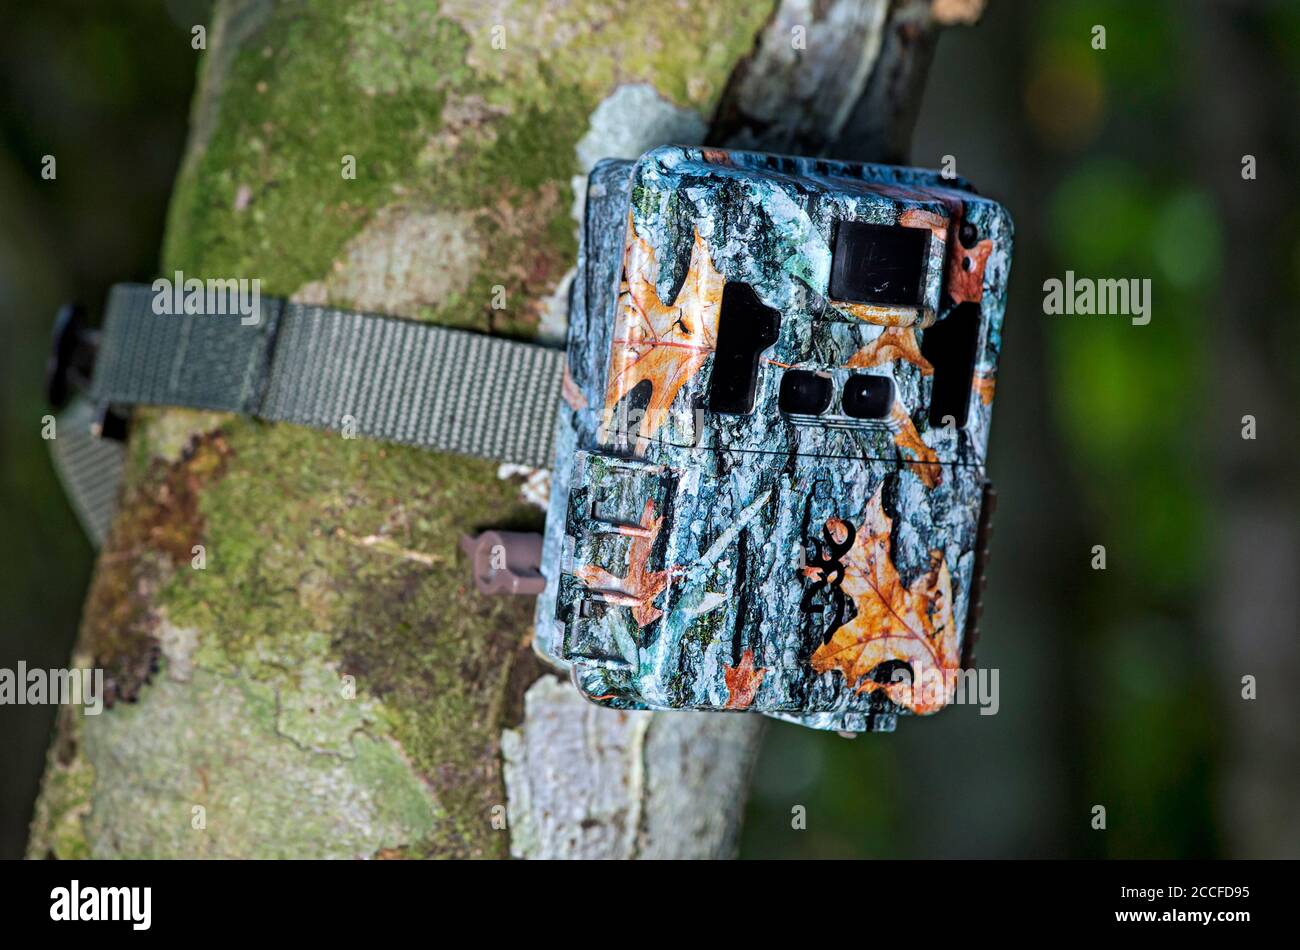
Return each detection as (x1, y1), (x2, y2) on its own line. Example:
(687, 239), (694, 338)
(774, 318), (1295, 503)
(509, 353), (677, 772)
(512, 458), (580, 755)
(809, 487), (960, 714)
(898, 207), (948, 242)
(723, 649), (767, 709)
(831, 300), (936, 329)
(974, 369), (996, 406)
(948, 238), (993, 304)
(603, 217), (725, 454)
(846, 326), (934, 375)
(890, 401), (942, 487)
(575, 498), (670, 628)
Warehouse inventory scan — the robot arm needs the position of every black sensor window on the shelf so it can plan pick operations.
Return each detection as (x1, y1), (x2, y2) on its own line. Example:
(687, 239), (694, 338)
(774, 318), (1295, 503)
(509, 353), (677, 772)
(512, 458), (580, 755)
(829, 221), (929, 306)
(920, 302), (981, 429)
(709, 283), (781, 415)
(779, 370), (833, 415)
(842, 374), (893, 419)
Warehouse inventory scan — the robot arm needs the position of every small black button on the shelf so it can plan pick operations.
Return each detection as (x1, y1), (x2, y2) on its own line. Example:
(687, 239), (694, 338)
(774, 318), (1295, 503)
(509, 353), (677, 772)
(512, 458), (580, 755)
(842, 374), (893, 419)
(779, 370), (833, 415)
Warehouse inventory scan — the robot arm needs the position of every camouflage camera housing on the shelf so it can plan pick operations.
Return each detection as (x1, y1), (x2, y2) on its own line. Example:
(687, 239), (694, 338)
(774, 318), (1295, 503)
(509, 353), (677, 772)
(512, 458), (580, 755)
(535, 146), (1012, 733)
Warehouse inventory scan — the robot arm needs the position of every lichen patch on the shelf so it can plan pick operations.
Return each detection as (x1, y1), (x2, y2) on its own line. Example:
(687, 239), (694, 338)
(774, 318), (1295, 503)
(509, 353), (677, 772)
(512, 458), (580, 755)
(300, 206), (483, 316)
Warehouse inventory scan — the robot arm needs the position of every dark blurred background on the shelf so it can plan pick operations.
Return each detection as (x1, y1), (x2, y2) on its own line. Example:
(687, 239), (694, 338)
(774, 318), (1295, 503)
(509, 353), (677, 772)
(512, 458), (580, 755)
(2, 1), (1297, 859)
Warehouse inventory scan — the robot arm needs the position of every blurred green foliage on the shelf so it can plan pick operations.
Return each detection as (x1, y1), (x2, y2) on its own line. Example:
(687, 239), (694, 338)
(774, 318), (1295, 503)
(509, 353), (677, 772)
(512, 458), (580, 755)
(743, 0), (1296, 858)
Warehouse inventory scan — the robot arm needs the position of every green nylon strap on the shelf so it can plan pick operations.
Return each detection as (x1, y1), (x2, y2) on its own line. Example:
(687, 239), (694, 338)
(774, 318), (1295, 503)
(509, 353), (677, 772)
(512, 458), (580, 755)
(92, 283), (567, 469)
(49, 397), (127, 547)
(55, 283), (566, 546)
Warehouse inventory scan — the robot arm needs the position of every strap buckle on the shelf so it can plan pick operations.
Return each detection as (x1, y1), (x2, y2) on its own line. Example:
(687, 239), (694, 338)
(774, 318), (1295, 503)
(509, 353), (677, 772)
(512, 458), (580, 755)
(459, 531), (545, 596)
(45, 301), (127, 441)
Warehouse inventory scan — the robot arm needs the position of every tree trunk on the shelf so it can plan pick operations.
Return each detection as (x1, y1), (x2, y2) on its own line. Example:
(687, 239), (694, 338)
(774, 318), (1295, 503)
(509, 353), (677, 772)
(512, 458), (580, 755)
(28, 0), (972, 859)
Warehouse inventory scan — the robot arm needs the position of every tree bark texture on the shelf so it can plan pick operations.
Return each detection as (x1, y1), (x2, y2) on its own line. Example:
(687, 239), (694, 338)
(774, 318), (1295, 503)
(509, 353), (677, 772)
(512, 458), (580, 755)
(28, 0), (972, 859)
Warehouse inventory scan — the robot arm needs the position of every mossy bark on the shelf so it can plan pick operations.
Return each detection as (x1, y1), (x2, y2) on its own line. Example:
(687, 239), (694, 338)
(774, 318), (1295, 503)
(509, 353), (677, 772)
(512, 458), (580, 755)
(29, 0), (962, 859)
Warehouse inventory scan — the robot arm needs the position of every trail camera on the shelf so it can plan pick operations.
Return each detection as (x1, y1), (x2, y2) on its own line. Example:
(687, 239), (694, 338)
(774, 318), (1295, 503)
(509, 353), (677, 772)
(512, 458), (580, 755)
(52, 146), (1011, 735)
(537, 147), (1013, 733)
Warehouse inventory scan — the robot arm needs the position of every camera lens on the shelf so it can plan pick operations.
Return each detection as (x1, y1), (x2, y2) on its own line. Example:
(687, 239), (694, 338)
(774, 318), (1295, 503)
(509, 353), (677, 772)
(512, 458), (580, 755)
(779, 370), (833, 415)
(842, 374), (893, 419)
(829, 220), (929, 306)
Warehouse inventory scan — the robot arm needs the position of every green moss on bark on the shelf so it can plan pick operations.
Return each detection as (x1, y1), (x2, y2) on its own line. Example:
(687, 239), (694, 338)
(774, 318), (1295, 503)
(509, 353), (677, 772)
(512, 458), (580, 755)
(26, 709), (95, 859)
(162, 0), (771, 329)
(76, 423), (232, 706)
(161, 418), (542, 856)
(76, 661), (441, 859)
